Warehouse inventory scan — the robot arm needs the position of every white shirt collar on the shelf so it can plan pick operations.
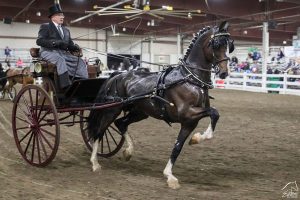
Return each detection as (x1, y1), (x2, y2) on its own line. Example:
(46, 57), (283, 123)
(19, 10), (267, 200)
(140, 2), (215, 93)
(52, 21), (61, 28)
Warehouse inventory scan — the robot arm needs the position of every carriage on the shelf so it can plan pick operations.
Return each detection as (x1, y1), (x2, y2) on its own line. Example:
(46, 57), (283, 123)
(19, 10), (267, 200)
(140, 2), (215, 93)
(12, 21), (233, 189)
(12, 47), (126, 167)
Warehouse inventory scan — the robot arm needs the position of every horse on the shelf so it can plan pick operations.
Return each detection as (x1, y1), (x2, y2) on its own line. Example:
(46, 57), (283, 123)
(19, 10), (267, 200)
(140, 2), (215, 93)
(87, 21), (234, 189)
(5, 66), (34, 89)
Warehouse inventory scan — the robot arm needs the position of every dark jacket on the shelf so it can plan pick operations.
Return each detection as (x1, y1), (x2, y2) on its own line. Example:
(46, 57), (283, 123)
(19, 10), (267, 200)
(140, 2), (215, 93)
(36, 21), (78, 52)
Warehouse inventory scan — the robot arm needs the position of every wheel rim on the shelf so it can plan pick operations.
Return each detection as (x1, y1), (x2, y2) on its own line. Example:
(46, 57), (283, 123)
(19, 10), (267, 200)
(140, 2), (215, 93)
(12, 85), (60, 167)
(80, 110), (125, 158)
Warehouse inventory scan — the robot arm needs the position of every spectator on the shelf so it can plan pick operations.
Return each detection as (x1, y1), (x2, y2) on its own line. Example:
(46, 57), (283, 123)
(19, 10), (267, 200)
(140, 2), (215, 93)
(277, 48), (285, 61)
(267, 67), (273, 74)
(4, 46), (11, 58)
(16, 57), (23, 68)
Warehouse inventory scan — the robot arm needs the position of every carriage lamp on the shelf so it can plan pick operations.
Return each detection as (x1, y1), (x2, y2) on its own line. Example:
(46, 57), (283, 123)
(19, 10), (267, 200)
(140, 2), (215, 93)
(34, 62), (42, 73)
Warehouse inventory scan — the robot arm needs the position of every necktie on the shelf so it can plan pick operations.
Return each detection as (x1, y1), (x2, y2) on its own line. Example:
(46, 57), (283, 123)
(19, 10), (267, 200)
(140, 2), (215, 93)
(57, 25), (64, 39)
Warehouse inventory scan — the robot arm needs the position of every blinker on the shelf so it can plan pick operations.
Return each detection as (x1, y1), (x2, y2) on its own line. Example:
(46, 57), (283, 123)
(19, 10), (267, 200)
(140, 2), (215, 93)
(229, 39), (235, 53)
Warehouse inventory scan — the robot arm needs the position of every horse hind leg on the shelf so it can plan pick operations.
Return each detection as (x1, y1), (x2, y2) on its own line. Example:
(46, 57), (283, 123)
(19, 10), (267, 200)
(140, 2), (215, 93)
(189, 107), (220, 145)
(114, 111), (148, 161)
(90, 108), (122, 172)
(123, 133), (134, 161)
(90, 138), (101, 172)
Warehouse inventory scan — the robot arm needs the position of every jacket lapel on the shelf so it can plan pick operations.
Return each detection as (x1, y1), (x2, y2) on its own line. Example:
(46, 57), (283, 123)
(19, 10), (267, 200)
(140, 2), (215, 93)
(50, 21), (63, 39)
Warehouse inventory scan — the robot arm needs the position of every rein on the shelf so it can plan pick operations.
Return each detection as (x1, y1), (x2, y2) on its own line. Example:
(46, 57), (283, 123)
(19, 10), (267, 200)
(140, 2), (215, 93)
(181, 63), (214, 89)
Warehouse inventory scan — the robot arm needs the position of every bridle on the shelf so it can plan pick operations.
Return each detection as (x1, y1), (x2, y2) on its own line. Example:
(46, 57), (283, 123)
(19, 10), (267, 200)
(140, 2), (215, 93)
(178, 30), (233, 88)
(209, 32), (231, 75)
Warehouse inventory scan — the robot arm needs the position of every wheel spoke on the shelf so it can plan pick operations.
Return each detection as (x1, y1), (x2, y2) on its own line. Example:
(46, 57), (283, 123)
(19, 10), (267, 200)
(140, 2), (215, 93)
(31, 132), (36, 162)
(37, 131), (48, 158)
(16, 116), (31, 124)
(35, 132), (41, 164)
(38, 110), (50, 124)
(109, 125), (121, 135)
(39, 130), (54, 150)
(40, 127), (56, 138)
(21, 95), (32, 116)
(37, 97), (46, 120)
(24, 131), (34, 155)
(16, 126), (31, 131)
(107, 128), (118, 146)
(105, 132), (111, 153)
(19, 129), (33, 143)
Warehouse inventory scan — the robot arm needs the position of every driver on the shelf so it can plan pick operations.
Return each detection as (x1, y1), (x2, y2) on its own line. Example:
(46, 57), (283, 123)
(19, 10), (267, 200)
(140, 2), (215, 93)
(36, 4), (88, 90)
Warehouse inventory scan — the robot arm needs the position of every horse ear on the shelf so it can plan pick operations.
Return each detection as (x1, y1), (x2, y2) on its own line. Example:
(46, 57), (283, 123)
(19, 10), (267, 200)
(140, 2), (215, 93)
(229, 39), (235, 53)
(219, 21), (229, 32)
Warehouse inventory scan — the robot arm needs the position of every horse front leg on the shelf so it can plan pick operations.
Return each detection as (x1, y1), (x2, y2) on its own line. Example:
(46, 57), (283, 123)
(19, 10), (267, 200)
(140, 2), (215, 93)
(189, 107), (220, 145)
(163, 122), (197, 189)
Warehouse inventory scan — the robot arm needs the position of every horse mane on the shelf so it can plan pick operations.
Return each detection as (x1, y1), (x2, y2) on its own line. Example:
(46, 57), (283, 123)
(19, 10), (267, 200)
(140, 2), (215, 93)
(183, 26), (212, 62)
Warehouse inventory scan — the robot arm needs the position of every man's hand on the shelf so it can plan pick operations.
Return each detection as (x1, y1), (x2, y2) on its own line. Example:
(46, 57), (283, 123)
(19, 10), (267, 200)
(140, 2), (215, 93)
(69, 44), (80, 52)
(52, 40), (68, 50)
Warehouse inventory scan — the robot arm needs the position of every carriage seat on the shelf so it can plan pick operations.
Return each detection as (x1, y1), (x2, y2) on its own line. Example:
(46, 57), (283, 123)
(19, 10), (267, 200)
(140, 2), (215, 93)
(30, 48), (98, 78)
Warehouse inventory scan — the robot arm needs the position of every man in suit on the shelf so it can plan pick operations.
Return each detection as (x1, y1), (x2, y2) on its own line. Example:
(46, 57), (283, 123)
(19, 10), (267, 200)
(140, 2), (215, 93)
(36, 4), (88, 90)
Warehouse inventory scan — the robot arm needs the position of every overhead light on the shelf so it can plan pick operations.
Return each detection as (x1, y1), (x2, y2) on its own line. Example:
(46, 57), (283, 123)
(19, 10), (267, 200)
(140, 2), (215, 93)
(283, 40), (287, 44)
(36, 11), (41, 16)
(124, 5), (132, 9)
(122, 27), (126, 31)
(25, 19), (30, 24)
(243, 30), (248, 34)
(143, 5), (150, 11)
(188, 12), (192, 18)
(162, 5), (173, 11)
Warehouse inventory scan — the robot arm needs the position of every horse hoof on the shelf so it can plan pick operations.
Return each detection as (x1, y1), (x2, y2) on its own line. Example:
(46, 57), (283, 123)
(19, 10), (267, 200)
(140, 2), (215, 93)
(189, 133), (201, 145)
(92, 164), (101, 172)
(167, 179), (180, 190)
(123, 149), (132, 161)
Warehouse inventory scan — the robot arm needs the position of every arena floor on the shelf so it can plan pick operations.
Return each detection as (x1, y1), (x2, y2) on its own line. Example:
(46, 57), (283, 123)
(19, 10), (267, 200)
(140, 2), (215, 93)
(0, 88), (299, 200)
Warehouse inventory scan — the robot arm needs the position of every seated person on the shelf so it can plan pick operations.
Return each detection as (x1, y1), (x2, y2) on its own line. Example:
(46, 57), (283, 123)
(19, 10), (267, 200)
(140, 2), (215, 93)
(36, 3), (88, 90)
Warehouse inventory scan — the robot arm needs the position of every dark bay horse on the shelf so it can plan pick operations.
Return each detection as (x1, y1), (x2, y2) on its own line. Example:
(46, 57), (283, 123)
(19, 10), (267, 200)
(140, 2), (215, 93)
(87, 21), (234, 189)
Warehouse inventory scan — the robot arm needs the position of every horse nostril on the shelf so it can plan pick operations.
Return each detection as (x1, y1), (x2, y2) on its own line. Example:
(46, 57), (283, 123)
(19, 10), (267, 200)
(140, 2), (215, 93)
(219, 72), (228, 79)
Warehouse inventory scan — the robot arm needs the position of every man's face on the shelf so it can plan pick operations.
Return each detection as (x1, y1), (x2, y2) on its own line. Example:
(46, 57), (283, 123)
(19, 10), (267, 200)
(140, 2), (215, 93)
(51, 13), (64, 25)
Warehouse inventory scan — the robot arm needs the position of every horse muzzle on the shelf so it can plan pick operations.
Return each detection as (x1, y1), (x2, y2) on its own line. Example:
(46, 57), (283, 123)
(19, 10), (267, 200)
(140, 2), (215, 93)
(219, 71), (228, 79)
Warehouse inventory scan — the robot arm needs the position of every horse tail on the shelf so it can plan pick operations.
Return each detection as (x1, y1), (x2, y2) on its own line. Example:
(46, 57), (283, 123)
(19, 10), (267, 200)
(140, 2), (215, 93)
(87, 74), (122, 141)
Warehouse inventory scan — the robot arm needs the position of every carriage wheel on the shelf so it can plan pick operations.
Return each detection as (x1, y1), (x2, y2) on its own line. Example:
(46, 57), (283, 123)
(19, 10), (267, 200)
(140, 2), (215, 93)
(12, 85), (60, 167)
(80, 110), (125, 158)
(8, 86), (17, 101)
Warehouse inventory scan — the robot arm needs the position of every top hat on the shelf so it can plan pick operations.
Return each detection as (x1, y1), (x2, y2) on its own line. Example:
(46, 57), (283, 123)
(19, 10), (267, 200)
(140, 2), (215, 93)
(48, 4), (63, 18)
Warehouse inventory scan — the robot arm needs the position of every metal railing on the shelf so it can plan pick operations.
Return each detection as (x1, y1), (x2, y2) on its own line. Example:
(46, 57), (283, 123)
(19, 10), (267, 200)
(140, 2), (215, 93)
(212, 72), (300, 96)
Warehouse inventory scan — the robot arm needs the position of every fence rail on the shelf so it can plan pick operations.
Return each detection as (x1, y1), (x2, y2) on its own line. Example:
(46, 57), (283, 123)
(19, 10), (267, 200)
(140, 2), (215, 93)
(212, 72), (300, 96)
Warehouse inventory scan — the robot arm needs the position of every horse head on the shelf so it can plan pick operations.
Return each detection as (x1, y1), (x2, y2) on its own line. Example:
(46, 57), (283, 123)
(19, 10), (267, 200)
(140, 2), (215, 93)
(184, 21), (234, 79)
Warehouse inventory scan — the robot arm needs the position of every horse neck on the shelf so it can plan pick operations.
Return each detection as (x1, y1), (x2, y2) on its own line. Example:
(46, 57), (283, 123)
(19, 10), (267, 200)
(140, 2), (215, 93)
(186, 37), (212, 82)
